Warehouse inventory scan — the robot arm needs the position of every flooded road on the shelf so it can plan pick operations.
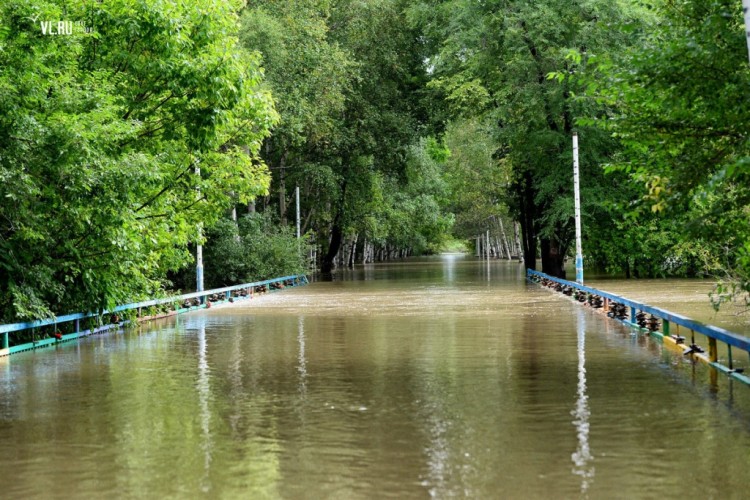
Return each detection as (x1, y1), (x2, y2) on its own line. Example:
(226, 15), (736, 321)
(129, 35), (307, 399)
(1, 256), (750, 499)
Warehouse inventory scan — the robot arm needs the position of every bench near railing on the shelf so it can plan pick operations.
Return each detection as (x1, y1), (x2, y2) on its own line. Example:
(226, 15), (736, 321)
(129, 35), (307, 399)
(0, 274), (309, 356)
(527, 269), (750, 386)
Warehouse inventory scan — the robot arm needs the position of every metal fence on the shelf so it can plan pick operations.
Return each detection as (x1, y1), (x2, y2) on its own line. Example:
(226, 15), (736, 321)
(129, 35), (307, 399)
(0, 274), (309, 356)
(527, 269), (750, 386)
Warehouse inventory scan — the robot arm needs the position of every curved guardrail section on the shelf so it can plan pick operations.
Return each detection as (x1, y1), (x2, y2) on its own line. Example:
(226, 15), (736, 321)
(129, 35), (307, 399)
(527, 269), (750, 386)
(0, 274), (309, 357)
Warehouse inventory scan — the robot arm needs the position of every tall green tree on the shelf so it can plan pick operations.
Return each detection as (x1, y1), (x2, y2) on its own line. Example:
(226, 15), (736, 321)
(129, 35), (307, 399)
(411, 0), (635, 277)
(240, 0), (351, 224)
(0, 0), (276, 321)
(586, 0), (750, 304)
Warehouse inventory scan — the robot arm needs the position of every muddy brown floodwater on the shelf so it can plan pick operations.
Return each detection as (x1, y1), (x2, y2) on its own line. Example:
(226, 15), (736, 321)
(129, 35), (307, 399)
(1, 255), (749, 499)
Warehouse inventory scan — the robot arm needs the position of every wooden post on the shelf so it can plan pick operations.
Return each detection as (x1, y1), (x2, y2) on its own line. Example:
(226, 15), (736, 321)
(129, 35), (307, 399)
(708, 337), (718, 363)
(728, 345), (733, 369)
(498, 217), (512, 260)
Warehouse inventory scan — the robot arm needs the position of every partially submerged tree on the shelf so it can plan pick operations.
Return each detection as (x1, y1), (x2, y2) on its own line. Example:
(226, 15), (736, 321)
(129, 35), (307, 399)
(410, 0), (637, 277)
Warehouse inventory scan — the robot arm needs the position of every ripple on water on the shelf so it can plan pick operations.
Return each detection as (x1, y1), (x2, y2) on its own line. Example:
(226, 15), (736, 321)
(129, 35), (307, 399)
(1, 259), (750, 499)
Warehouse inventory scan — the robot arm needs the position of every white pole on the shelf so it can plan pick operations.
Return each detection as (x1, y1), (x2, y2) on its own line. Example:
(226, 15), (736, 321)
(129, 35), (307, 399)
(295, 186), (301, 240)
(743, 0), (750, 63)
(486, 230), (490, 260)
(195, 163), (204, 293)
(573, 133), (583, 284)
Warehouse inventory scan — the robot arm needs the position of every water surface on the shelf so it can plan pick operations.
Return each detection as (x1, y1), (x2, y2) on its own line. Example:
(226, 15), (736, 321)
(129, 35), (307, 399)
(1, 256), (749, 499)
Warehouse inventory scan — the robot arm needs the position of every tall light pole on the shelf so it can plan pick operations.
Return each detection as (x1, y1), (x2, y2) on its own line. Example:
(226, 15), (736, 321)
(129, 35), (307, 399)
(743, 0), (750, 62)
(295, 186), (301, 240)
(195, 162), (204, 293)
(573, 133), (583, 284)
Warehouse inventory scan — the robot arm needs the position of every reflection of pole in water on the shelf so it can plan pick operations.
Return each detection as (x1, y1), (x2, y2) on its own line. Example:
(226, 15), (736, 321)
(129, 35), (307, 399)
(572, 309), (594, 494)
(486, 251), (491, 283)
(198, 323), (212, 492)
(297, 317), (307, 395)
(228, 323), (244, 436)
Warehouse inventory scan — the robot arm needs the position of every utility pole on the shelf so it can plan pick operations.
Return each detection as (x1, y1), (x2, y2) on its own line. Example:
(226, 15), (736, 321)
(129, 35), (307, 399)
(295, 186), (301, 240)
(195, 162), (204, 293)
(743, 0), (750, 62)
(573, 133), (583, 284)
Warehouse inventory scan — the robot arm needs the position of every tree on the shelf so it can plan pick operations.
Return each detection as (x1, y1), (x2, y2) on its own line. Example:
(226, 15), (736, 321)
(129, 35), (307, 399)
(410, 0), (637, 277)
(0, 0), (276, 321)
(316, 0), (430, 272)
(240, 0), (352, 224)
(586, 0), (750, 305)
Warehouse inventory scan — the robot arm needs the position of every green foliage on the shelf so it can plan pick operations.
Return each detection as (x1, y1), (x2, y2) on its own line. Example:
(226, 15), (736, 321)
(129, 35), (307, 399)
(442, 117), (509, 238)
(0, 0), (276, 321)
(240, 0), (351, 149)
(410, 0), (639, 274)
(202, 214), (309, 288)
(585, 0), (750, 307)
(353, 138), (454, 255)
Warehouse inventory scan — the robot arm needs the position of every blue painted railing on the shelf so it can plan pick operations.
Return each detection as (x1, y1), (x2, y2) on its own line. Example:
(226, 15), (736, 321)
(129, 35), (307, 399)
(527, 269), (750, 385)
(0, 274), (309, 356)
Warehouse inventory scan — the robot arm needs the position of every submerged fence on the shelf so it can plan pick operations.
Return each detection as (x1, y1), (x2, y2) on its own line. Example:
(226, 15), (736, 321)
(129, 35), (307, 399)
(0, 274), (309, 357)
(527, 269), (750, 386)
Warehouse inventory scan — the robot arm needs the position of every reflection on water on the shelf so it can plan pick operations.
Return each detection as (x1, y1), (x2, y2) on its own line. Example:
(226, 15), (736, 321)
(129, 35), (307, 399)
(297, 317), (307, 395)
(197, 323), (212, 493)
(571, 309), (594, 495)
(0, 256), (749, 498)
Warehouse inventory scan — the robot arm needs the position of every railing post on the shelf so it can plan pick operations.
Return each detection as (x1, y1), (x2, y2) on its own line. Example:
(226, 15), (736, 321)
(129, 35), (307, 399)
(708, 337), (718, 363)
(630, 307), (636, 326)
(663, 319), (670, 336)
(2, 332), (8, 350)
(728, 345), (733, 369)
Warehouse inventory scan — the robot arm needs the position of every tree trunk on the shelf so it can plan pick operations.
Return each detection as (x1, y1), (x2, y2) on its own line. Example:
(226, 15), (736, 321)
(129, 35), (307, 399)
(519, 172), (537, 269)
(540, 238), (566, 278)
(243, 146), (255, 215)
(514, 222), (523, 263)
(348, 233), (359, 268)
(278, 150), (289, 225)
(321, 215), (343, 274)
(498, 218), (512, 259)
